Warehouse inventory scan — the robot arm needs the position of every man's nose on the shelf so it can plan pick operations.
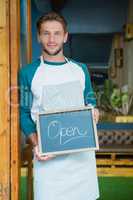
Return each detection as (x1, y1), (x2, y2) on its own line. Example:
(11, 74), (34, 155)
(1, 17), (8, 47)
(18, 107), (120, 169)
(49, 34), (55, 43)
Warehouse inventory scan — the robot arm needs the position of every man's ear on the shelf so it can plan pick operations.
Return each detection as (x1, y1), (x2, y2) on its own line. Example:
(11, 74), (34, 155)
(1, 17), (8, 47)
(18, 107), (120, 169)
(64, 32), (68, 43)
(37, 33), (41, 43)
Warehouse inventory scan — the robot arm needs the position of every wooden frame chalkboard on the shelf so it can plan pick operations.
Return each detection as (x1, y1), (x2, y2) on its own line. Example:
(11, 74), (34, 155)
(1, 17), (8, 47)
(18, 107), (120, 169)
(37, 106), (99, 156)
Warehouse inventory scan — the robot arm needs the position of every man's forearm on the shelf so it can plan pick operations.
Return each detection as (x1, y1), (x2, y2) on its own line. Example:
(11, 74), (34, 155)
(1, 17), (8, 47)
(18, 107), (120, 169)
(27, 132), (38, 147)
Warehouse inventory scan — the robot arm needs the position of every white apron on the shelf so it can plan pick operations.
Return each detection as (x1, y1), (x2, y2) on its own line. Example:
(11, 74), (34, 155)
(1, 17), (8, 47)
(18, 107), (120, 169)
(33, 58), (99, 200)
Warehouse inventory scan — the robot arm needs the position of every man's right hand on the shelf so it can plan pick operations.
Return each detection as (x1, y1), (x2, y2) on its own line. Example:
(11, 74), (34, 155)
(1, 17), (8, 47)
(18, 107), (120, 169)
(33, 145), (56, 161)
(28, 133), (56, 161)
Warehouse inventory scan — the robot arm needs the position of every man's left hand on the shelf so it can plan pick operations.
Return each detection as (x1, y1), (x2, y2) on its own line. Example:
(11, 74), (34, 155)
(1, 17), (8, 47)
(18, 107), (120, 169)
(92, 108), (99, 124)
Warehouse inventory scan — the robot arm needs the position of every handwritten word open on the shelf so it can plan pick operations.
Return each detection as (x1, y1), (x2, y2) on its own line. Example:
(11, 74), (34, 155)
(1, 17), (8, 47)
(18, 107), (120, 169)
(48, 120), (88, 145)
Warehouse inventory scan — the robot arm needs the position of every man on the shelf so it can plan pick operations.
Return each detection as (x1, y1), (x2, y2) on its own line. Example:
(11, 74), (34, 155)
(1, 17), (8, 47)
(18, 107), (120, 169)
(19, 12), (99, 200)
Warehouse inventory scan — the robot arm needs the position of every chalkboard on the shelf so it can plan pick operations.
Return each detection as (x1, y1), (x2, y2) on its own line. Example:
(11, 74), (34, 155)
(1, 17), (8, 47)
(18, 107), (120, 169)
(37, 106), (99, 155)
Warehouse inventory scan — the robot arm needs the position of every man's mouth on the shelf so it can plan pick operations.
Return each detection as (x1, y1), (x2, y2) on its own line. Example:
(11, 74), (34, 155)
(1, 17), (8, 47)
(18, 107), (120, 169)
(47, 44), (57, 48)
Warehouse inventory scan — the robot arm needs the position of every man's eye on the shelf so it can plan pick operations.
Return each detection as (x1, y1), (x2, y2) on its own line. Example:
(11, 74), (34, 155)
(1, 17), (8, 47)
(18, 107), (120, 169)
(43, 32), (49, 35)
(55, 32), (60, 36)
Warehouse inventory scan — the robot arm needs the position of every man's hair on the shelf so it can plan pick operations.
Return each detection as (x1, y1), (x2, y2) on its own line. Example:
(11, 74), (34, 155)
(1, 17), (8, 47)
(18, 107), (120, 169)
(36, 11), (67, 33)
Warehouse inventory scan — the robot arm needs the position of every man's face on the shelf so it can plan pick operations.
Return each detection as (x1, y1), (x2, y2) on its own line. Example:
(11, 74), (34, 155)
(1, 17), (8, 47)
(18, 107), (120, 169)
(38, 20), (68, 56)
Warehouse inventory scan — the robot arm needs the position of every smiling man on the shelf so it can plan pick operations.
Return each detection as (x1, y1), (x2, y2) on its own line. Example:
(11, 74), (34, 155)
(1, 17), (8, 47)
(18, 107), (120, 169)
(19, 12), (99, 200)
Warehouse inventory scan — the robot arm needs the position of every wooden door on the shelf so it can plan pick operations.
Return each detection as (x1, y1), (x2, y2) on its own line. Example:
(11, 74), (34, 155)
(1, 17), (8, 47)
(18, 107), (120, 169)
(0, 0), (20, 199)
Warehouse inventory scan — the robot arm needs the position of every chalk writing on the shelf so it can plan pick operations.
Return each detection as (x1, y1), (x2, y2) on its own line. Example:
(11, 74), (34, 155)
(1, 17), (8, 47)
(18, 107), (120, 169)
(48, 120), (88, 145)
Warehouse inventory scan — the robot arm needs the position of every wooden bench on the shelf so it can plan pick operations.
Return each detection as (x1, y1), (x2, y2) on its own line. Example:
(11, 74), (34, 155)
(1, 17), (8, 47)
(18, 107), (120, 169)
(96, 130), (133, 176)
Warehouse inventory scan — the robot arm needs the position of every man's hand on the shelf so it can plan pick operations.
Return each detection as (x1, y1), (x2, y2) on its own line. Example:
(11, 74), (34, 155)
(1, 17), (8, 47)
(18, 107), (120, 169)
(33, 145), (56, 161)
(92, 108), (99, 124)
(28, 133), (56, 161)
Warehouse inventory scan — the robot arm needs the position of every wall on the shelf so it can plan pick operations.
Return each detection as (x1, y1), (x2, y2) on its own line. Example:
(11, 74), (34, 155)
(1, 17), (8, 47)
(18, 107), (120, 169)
(62, 0), (128, 33)
(31, 0), (128, 63)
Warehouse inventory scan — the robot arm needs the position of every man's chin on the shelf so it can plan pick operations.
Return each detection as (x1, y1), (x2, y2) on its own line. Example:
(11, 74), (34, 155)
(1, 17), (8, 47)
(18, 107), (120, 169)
(43, 47), (62, 56)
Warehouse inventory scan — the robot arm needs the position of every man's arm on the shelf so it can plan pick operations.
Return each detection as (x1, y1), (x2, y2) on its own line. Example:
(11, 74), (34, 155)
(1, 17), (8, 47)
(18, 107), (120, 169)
(27, 132), (38, 147)
(19, 68), (55, 161)
(81, 63), (99, 123)
(19, 68), (37, 138)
